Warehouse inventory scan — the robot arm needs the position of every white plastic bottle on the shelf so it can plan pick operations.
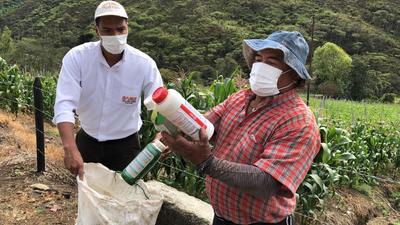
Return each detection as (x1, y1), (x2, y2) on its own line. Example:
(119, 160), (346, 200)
(144, 96), (178, 136)
(150, 87), (214, 140)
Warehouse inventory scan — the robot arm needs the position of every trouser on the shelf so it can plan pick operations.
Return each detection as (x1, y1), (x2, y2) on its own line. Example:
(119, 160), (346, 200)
(212, 214), (294, 225)
(75, 129), (141, 171)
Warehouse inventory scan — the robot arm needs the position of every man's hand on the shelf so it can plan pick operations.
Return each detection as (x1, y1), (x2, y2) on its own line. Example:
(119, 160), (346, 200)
(57, 122), (84, 180)
(64, 145), (84, 180)
(161, 128), (212, 166)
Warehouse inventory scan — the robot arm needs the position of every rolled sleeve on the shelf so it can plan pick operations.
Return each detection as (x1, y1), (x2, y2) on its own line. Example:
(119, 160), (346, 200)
(52, 112), (75, 125)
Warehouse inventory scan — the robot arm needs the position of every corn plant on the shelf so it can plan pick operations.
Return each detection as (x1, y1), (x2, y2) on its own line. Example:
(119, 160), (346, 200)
(297, 125), (355, 220)
(347, 121), (400, 183)
(209, 73), (238, 106)
(0, 64), (30, 116)
(0, 57), (7, 71)
(40, 75), (57, 119)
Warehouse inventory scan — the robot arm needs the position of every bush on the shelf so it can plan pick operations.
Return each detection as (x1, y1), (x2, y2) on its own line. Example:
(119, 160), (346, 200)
(381, 93), (396, 103)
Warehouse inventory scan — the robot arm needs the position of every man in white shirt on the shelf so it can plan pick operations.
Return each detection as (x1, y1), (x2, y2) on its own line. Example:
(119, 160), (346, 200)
(53, 1), (163, 179)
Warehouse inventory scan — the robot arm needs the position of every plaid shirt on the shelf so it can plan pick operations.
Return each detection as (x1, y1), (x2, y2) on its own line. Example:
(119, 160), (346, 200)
(206, 89), (320, 224)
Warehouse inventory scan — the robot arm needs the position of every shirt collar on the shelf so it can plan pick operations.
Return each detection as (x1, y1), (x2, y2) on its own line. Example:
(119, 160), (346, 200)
(96, 41), (127, 68)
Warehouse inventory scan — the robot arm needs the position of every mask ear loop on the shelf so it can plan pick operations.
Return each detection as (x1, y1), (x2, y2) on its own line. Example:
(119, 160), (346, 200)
(278, 81), (296, 92)
(278, 69), (298, 92)
(280, 68), (292, 75)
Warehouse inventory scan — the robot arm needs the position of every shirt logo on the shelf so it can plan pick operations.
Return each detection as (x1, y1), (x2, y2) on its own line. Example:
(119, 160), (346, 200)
(121, 96), (137, 104)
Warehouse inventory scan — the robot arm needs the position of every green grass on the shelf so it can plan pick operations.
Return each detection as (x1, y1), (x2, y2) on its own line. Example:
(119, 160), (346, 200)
(302, 94), (400, 127)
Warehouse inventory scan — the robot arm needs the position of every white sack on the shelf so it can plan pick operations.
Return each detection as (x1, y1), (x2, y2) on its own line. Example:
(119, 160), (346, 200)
(76, 163), (163, 225)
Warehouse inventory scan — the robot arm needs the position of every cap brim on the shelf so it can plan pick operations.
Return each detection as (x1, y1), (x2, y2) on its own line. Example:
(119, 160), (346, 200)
(244, 39), (311, 80)
(95, 12), (128, 19)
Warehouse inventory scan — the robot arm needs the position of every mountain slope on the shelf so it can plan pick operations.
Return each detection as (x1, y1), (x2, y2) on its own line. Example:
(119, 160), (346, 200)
(0, 0), (399, 97)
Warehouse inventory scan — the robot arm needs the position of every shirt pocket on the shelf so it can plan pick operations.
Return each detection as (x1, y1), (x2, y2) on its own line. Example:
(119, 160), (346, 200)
(229, 132), (265, 163)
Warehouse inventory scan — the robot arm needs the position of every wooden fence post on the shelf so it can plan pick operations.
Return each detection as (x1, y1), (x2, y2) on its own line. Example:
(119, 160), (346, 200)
(34, 77), (45, 172)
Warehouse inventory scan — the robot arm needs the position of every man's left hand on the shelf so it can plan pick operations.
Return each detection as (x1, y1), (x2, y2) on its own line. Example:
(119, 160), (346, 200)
(161, 128), (212, 166)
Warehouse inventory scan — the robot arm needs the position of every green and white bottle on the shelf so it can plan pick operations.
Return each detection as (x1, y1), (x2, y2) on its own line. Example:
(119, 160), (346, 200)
(121, 140), (166, 185)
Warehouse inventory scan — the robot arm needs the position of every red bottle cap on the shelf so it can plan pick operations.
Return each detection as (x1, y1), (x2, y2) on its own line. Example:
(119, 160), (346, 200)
(152, 87), (168, 103)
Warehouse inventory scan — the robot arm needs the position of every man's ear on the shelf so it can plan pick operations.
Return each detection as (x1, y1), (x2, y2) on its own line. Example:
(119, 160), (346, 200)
(95, 26), (99, 36)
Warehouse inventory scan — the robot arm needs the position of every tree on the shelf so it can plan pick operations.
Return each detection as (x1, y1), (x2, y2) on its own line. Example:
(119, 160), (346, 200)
(348, 54), (399, 100)
(0, 26), (16, 61)
(215, 56), (238, 77)
(347, 55), (370, 100)
(313, 42), (352, 97)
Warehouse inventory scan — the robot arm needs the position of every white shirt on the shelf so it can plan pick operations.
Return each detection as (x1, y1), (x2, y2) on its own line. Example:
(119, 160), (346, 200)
(53, 41), (163, 141)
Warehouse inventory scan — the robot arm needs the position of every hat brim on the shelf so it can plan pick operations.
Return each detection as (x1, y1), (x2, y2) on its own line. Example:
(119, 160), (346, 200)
(243, 39), (310, 80)
(95, 12), (128, 19)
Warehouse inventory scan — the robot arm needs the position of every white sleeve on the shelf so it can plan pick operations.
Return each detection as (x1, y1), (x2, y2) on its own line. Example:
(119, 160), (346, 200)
(52, 50), (81, 125)
(142, 60), (164, 99)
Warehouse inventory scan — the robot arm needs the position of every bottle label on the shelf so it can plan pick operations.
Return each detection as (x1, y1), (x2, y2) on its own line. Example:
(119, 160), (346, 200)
(180, 104), (206, 128)
(124, 148), (156, 179)
(167, 101), (208, 139)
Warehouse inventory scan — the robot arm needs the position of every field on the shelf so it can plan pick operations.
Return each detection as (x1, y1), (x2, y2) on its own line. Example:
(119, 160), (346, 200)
(305, 94), (400, 126)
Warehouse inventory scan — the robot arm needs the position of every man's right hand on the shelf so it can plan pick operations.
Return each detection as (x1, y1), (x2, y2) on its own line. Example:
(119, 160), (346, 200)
(64, 146), (84, 180)
(57, 122), (84, 180)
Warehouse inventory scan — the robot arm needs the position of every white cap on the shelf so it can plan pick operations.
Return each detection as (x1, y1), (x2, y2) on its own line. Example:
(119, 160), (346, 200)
(94, 1), (128, 20)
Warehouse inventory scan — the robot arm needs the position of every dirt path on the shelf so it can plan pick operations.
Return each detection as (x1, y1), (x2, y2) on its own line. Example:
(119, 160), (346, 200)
(0, 111), (78, 225)
(0, 155), (77, 225)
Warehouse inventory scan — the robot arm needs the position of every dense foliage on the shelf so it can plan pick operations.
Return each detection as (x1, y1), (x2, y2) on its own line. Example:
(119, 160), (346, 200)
(0, 0), (399, 100)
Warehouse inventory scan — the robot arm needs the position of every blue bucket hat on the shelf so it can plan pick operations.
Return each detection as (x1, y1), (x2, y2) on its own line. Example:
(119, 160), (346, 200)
(243, 31), (311, 80)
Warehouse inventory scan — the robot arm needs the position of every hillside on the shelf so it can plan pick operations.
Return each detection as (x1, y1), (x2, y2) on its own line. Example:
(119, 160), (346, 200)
(0, 0), (399, 99)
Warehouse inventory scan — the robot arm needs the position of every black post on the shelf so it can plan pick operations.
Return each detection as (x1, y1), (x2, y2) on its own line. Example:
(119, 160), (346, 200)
(306, 16), (315, 106)
(34, 77), (45, 172)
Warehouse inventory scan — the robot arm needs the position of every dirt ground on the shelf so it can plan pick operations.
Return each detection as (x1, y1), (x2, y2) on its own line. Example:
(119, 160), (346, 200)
(0, 111), (77, 225)
(316, 186), (400, 225)
(0, 155), (77, 225)
(0, 110), (399, 225)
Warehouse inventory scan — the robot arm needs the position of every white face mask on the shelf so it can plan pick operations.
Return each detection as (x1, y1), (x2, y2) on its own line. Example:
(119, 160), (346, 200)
(100, 34), (127, 54)
(249, 62), (294, 97)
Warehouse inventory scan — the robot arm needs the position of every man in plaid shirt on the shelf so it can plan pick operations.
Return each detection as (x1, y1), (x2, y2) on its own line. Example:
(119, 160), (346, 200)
(162, 31), (321, 225)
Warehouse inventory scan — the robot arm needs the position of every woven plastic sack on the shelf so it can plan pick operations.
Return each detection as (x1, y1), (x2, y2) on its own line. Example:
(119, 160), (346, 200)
(76, 163), (163, 225)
